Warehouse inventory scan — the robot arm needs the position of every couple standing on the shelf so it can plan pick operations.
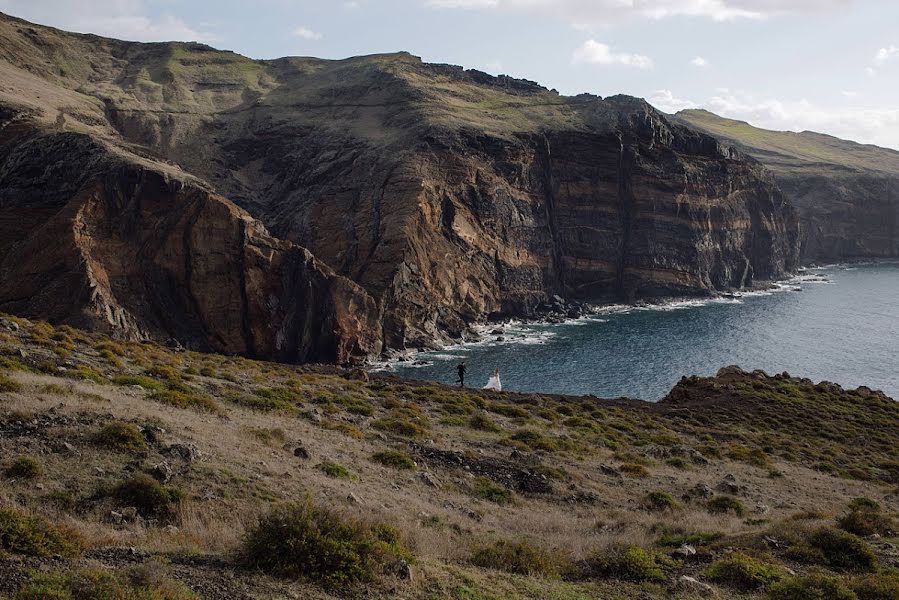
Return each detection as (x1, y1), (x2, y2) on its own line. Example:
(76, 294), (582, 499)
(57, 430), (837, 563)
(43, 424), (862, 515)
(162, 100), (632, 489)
(456, 362), (502, 391)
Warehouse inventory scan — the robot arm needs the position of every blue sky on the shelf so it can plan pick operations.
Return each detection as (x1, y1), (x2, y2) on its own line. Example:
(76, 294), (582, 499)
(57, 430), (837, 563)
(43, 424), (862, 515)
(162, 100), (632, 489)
(2, 0), (898, 149)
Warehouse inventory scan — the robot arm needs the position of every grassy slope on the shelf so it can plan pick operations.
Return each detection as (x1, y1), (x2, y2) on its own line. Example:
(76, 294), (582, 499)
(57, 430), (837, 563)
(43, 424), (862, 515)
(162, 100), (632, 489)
(0, 315), (898, 599)
(674, 109), (899, 176)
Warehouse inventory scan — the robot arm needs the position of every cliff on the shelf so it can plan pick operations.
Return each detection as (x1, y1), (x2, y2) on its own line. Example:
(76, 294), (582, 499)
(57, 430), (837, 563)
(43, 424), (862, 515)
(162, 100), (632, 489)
(674, 109), (899, 263)
(0, 13), (800, 358)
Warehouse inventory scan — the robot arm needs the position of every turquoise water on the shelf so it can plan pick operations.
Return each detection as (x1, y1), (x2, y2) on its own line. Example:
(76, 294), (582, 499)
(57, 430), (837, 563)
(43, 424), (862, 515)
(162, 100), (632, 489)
(387, 263), (899, 401)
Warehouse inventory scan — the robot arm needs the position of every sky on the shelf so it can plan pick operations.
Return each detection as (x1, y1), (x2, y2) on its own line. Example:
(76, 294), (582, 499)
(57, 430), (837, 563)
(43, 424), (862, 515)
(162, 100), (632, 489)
(1, 0), (898, 150)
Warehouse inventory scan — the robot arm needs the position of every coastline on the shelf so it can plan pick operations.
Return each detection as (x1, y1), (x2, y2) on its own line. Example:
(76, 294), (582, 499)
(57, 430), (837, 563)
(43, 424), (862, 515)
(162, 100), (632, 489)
(369, 268), (837, 374)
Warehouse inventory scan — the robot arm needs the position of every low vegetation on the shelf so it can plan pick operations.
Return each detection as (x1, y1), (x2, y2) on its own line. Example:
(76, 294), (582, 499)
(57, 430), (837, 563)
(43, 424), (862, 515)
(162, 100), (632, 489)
(241, 501), (409, 587)
(0, 315), (898, 598)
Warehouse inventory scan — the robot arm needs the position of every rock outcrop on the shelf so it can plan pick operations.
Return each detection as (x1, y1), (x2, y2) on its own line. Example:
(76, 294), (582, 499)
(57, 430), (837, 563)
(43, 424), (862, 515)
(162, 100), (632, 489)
(0, 13), (800, 358)
(0, 114), (381, 363)
(675, 109), (899, 263)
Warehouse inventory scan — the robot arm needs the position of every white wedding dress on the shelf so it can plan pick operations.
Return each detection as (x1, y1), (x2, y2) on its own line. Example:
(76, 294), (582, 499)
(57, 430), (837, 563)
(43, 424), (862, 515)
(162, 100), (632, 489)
(483, 371), (502, 391)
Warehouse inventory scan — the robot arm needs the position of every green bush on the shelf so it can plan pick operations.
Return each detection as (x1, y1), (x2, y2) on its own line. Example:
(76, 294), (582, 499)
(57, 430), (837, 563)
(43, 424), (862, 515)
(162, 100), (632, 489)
(588, 545), (677, 582)
(372, 413), (428, 438)
(112, 474), (182, 521)
(472, 477), (513, 505)
(111, 375), (165, 392)
(5, 456), (43, 479)
(619, 464), (649, 478)
(372, 450), (417, 471)
(768, 574), (857, 600)
(470, 539), (568, 578)
(469, 412), (501, 432)
(241, 501), (410, 587)
(0, 373), (22, 393)
(507, 429), (557, 452)
(807, 527), (877, 573)
(849, 497), (881, 512)
(851, 573), (899, 600)
(707, 495), (746, 516)
(839, 510), (894, 537)
(707, 552), (784, 591)
(150, 390), (221, 413)
(317, 461), (353, 479)
(91, 422), (146, 453)
(0, 507), (82, 557)
(644, 491), (678, 512)
(15, 564), (198, 600)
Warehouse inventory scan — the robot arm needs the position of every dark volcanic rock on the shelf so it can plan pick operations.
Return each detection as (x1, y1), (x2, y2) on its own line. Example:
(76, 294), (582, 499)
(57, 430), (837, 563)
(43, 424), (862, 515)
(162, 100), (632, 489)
(0, 14), (800, 360)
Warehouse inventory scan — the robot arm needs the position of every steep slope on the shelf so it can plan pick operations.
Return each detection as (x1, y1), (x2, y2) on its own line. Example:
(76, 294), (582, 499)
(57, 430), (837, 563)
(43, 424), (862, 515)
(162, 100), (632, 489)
(0, 13), (799, 357)
(675, 109), (899, 262)
(0, 108), (381, 363)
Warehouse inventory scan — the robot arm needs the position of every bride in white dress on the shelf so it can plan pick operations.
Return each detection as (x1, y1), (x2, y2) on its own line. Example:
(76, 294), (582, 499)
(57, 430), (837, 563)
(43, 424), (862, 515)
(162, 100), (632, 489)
(483, 368), (502, 391)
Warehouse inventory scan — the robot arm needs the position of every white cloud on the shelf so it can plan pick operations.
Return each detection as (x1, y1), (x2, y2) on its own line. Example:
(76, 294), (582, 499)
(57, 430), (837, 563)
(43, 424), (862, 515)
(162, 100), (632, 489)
(291, 26), (323, 40)
(426, 0), (848, 26)
(652, 88), (899, 150)
(573, 40), (653, 69)
(865, 66), (877, 77)
(650, 89), (698, 112)
(841, 90), (859, 98)
(874, 45), (898, 65)
(0, 0), (215, 42)
(691, 56), (710, 67)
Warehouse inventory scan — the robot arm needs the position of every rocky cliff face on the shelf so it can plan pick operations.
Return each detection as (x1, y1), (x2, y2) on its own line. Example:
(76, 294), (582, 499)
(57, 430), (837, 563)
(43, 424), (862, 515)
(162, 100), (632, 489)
(0, 112), (381, 363)
(675, 110), (899, 263)
(0, 13), (800, 358)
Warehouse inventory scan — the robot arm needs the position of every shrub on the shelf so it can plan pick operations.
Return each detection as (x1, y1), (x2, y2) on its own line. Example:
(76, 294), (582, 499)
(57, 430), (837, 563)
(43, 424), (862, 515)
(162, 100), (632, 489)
(644, 491), (678, 512)
(470, 539), (568, 578)
(768, 574), (857, 600)
(15, 565), (198, 600)
(469, 412), (501, 432)
(588, 545), (677, 582)
(839, 510), (894, 537)
(507, 429), (557, 452)
(807, 527), (877, 573)
(489, 403), (529, 419)
(317, 462), (353, 479)
(666, 457), (690, 470)
(68, 366), (107, 384)
(371, 416), (427, 438)
(472, 477), (513, 505)
(0, 507), (82, 557)
(849, 497), (881, 512)
(0, 373), (22, 393)
(252, 387), (299, 411)
(111, 375), (165, 392)
(91, 422), (146, 453)
(150, 389), (221, 413)
(241, 501), (410, 587)
(5, 456), (43, 479)
(851, 573), (899, 600)
(707, 552), (784, 591)
(707, 495), (746, 516)
(112, 474), (182, 521)
(372, 451), (417, 471)
(619, 464), (649, 478)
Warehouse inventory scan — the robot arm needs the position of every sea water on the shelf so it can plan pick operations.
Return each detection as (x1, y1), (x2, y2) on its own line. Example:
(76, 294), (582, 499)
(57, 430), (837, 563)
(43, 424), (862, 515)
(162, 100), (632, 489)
(386, 263), (899, 401)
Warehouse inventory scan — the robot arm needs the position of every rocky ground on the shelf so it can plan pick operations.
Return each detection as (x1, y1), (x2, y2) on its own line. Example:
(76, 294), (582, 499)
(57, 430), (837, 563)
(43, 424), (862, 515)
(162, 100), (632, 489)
(1, 314), (898, 599)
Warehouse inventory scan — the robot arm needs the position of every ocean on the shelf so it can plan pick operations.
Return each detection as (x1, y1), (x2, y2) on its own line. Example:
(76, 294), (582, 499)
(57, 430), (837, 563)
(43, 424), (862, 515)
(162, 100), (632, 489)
(386, 263), (899, 401)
